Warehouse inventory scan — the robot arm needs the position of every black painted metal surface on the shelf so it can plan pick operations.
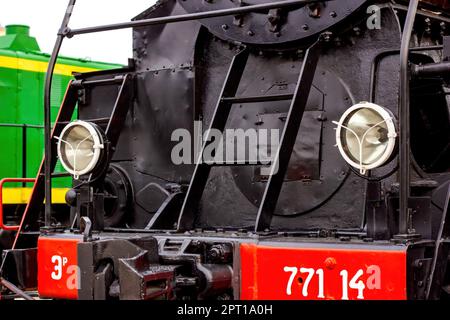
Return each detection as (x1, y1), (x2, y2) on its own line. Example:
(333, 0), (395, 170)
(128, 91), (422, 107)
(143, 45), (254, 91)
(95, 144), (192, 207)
(77, 1), (407, 232)
(255, 39), (322, 231)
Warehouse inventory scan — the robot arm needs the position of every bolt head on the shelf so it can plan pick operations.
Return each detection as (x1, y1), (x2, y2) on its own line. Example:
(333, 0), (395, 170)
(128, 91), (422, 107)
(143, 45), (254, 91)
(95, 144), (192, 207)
(325, 257), (337, 270)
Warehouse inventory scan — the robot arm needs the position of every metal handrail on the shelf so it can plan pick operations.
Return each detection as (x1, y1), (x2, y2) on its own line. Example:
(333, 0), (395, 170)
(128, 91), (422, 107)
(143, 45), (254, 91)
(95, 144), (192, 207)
(65, 0), (331, 37)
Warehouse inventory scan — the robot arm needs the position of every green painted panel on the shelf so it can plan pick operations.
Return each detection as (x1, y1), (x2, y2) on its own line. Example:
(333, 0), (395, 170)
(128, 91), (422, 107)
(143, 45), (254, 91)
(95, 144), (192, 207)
(0, 63), (21, 186)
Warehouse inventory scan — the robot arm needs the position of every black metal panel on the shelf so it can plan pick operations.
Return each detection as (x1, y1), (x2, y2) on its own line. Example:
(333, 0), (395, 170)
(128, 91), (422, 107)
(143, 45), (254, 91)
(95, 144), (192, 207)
(134, 68), (195, 182)
(133, 0), (201, 72)
(230, 65), (350, 216)
(252, 111), (323, 182)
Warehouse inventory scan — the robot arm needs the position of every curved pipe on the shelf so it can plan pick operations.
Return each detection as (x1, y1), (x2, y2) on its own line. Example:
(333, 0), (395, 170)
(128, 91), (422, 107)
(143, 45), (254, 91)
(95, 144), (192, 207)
(43, 0), (76, 227)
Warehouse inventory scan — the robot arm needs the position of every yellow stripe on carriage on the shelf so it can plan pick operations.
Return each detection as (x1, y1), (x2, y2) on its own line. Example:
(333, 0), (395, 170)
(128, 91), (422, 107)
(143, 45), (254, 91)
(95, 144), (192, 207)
(2, 188), (69, 205)
(0, 55), (99, 76)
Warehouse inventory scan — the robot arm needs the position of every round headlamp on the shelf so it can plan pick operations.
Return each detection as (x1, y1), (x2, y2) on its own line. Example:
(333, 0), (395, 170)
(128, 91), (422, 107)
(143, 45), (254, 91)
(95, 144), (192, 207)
(57, 121), (105, 179)
(333, 102), (397, 175)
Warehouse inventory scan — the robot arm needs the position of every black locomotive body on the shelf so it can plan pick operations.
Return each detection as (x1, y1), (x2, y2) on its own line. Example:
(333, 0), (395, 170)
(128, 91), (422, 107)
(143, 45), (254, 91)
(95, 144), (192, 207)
(1, 0), (450, 300)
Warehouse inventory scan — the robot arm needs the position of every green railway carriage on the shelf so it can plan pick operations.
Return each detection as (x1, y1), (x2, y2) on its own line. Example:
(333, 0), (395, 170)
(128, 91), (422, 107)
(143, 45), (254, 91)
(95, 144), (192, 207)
(0, 25), (121, 207)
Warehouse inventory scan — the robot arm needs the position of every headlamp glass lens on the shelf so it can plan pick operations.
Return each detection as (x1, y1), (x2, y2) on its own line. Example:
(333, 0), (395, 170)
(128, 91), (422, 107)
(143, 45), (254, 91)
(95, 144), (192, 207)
(57, 121), (104, 177)
(341, 108), (390, 166)
(61, 125), (95, 171)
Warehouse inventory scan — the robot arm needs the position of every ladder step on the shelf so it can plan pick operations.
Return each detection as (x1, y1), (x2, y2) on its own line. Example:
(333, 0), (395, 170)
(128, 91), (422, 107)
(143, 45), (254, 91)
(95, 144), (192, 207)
(221, 93), (293, 104)
(72, 75), (126, 87)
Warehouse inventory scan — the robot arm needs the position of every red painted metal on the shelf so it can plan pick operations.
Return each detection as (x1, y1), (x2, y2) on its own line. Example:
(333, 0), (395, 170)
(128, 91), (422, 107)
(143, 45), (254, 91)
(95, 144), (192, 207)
(0, 178), (35, 231)
(37, 235), (82, 300)
(240, 243), (407, 300)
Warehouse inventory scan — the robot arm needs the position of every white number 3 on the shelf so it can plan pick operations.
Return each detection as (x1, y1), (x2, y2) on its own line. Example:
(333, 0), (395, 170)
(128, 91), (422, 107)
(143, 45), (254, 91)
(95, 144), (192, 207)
(51, 255), (67, 280)
(51, 255), (62, 280)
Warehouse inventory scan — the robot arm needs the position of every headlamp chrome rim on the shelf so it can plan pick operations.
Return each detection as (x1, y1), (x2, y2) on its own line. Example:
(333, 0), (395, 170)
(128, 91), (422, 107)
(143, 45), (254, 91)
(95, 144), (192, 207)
(57, 120), (105, 179)
(334, 102), (397, 175)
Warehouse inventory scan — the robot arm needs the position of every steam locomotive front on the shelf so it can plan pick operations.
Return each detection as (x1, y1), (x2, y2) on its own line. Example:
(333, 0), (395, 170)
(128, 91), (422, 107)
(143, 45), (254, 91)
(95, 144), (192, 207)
(2, 0), (450, 300)
(70, 0), (404, 233)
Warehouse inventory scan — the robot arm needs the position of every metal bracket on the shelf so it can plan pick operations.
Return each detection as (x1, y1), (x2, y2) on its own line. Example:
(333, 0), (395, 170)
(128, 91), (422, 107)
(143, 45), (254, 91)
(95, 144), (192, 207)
(80, 216), (93, 242)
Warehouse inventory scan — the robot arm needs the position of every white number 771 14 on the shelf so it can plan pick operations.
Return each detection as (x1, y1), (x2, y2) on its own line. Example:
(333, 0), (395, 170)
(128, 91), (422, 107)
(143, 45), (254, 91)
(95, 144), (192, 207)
(284, 266), (373, 300)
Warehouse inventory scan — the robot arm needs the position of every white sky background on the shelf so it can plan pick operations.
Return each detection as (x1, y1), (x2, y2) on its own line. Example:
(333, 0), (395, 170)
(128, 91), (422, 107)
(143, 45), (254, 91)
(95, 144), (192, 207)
(0, 0), (157, 64)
